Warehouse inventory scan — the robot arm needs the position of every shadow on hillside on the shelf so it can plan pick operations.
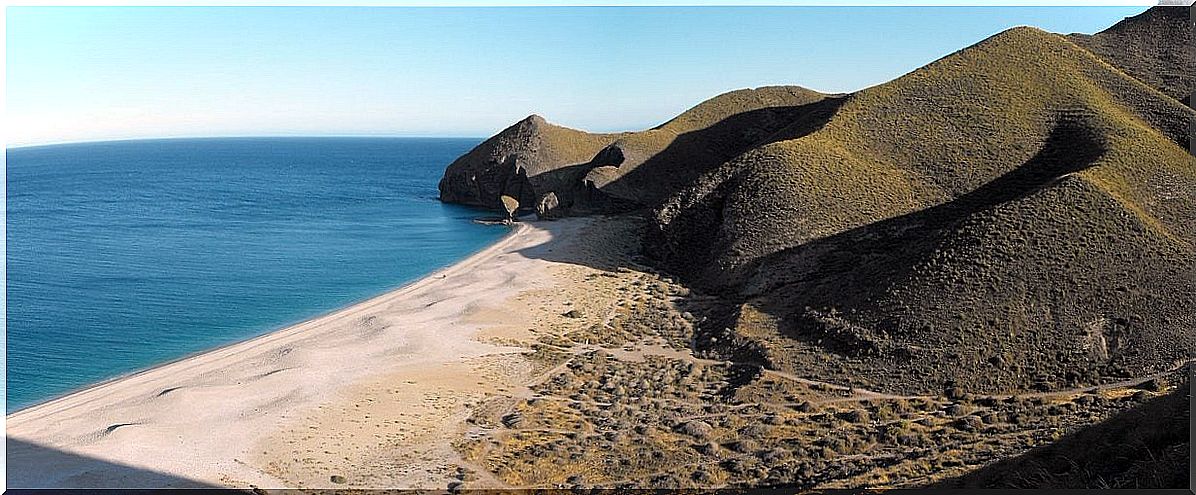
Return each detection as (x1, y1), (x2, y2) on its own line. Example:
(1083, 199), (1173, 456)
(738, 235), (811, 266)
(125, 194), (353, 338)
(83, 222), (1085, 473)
(516, 97), (852, 261)
(5, 437), (241, 492)
(740, 110), (1109, 354)
(934, 379), (1191, 489)
(526, 162), (643, 217)
(472, 96), (849, 219)
(597, 96), (848, 206)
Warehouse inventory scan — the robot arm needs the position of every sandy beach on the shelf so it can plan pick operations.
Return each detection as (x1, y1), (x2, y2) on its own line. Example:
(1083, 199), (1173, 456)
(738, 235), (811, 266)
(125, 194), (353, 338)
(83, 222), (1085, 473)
(5, 216), (614, 489)
(9, 211), (1190, 491)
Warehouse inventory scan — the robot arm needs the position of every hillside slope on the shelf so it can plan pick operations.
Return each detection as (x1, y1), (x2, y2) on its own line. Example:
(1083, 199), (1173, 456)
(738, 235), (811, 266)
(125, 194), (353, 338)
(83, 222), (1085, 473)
(431, 8), (1195, 490)
(938, 380), (1191, 489)
(1069, 5), (1192, 106)
(583, 86), (834, 206)
(437, 86), (833, 216)
(437, 10), (1193, 396)
(649, 27), (1196, 394)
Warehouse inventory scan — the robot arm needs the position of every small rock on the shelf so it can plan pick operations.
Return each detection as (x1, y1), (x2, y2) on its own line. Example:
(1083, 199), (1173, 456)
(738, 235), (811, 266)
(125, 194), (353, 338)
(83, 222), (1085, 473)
(955, 415), (983, 431)
(677, 420), (714, 439)
(535, 191), (562, 220)
(501, 412), (523, 428)
(730, 439), (758, 453)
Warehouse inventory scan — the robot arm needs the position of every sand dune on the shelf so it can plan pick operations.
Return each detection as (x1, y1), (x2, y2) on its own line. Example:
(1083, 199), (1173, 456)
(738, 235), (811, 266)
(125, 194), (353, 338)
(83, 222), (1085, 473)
(6, 218), (594, 490)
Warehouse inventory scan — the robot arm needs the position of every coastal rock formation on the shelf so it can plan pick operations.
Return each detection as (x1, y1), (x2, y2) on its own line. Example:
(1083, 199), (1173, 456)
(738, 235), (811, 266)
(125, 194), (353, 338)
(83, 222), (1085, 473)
(437, 114), (622, 212)
(438, 86), (833, 213)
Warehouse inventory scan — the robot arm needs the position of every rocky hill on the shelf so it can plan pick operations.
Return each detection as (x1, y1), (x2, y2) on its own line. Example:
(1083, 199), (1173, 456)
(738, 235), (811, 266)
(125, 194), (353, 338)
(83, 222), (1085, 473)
(436, 4), (1193, 489)
(651, 25), (1195, 394)
(441, 7), (1194, 395)
(438, 86), (834, 217)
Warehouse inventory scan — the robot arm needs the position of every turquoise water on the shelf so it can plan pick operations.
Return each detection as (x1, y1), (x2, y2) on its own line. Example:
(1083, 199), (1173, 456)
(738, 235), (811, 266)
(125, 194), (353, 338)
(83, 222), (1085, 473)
(5, 137), (504, 413)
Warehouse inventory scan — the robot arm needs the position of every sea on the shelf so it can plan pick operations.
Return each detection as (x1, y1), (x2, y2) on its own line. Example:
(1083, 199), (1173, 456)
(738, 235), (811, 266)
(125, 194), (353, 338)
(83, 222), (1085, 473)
(5, 137), (506, 413)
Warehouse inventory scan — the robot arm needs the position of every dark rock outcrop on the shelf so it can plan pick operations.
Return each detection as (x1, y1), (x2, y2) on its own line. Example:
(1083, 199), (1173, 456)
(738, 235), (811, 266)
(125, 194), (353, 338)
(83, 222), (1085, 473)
(438, 115), (621, 211)
(438, 87), (832, 214)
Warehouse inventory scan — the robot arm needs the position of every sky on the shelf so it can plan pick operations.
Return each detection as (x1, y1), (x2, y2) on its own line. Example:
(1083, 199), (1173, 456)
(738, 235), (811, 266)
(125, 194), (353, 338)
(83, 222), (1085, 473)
(5, 5), (1151, 147)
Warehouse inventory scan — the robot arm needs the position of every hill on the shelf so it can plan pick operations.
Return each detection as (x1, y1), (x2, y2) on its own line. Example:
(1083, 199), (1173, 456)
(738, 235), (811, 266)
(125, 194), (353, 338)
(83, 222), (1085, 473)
(648, 26), (1196, 395)
(437, 115), (624, 213)
(938, 380), (1190, 489)
(1068, 5), (1192, 106)
(435, 6), (1194, 490)
(437, 86), (834, 217)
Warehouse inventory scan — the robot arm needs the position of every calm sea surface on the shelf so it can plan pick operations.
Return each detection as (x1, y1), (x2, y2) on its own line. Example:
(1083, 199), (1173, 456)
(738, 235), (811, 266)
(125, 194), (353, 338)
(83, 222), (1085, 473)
(5, 137), (504, 412)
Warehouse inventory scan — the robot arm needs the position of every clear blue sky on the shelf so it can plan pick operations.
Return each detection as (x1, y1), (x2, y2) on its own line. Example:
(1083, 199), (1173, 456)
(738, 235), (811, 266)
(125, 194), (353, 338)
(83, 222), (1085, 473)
(6, 6), (1148, 146)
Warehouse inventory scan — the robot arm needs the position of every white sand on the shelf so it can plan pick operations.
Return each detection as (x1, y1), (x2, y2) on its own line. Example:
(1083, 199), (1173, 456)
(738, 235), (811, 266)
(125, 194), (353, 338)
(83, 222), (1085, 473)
(6, 217), (595, 490)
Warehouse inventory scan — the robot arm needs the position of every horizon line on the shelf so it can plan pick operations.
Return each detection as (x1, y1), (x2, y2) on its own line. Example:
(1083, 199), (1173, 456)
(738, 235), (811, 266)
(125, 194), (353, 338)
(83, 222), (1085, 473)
(5, 134), (496, 151)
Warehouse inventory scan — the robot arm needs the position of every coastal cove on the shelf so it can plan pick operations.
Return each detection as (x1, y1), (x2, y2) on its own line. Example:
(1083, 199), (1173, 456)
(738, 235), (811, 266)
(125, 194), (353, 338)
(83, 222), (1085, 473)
(5, 4), (1193, 491)
(5, 137), (506, 412)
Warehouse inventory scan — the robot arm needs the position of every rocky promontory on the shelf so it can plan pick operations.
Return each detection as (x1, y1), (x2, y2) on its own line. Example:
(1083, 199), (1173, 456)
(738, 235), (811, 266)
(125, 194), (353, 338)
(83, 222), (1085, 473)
(438, 86), (831, 218)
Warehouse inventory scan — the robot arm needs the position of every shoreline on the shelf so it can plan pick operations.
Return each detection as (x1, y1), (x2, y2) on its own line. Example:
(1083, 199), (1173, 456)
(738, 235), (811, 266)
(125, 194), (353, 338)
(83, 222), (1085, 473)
(8, 211), (1173, 491)
(6, 217), (586, 489)
(5, 221), (524, 418)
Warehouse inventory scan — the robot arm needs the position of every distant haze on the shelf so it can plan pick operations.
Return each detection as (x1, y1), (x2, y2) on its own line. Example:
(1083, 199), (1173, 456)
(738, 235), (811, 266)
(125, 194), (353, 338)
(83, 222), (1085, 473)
(6, 6), (1147, 147)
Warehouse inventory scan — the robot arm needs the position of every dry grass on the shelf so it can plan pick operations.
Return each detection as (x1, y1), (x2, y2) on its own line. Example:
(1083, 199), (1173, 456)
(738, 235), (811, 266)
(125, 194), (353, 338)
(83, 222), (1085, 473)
(650, 25), (1195, 395)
